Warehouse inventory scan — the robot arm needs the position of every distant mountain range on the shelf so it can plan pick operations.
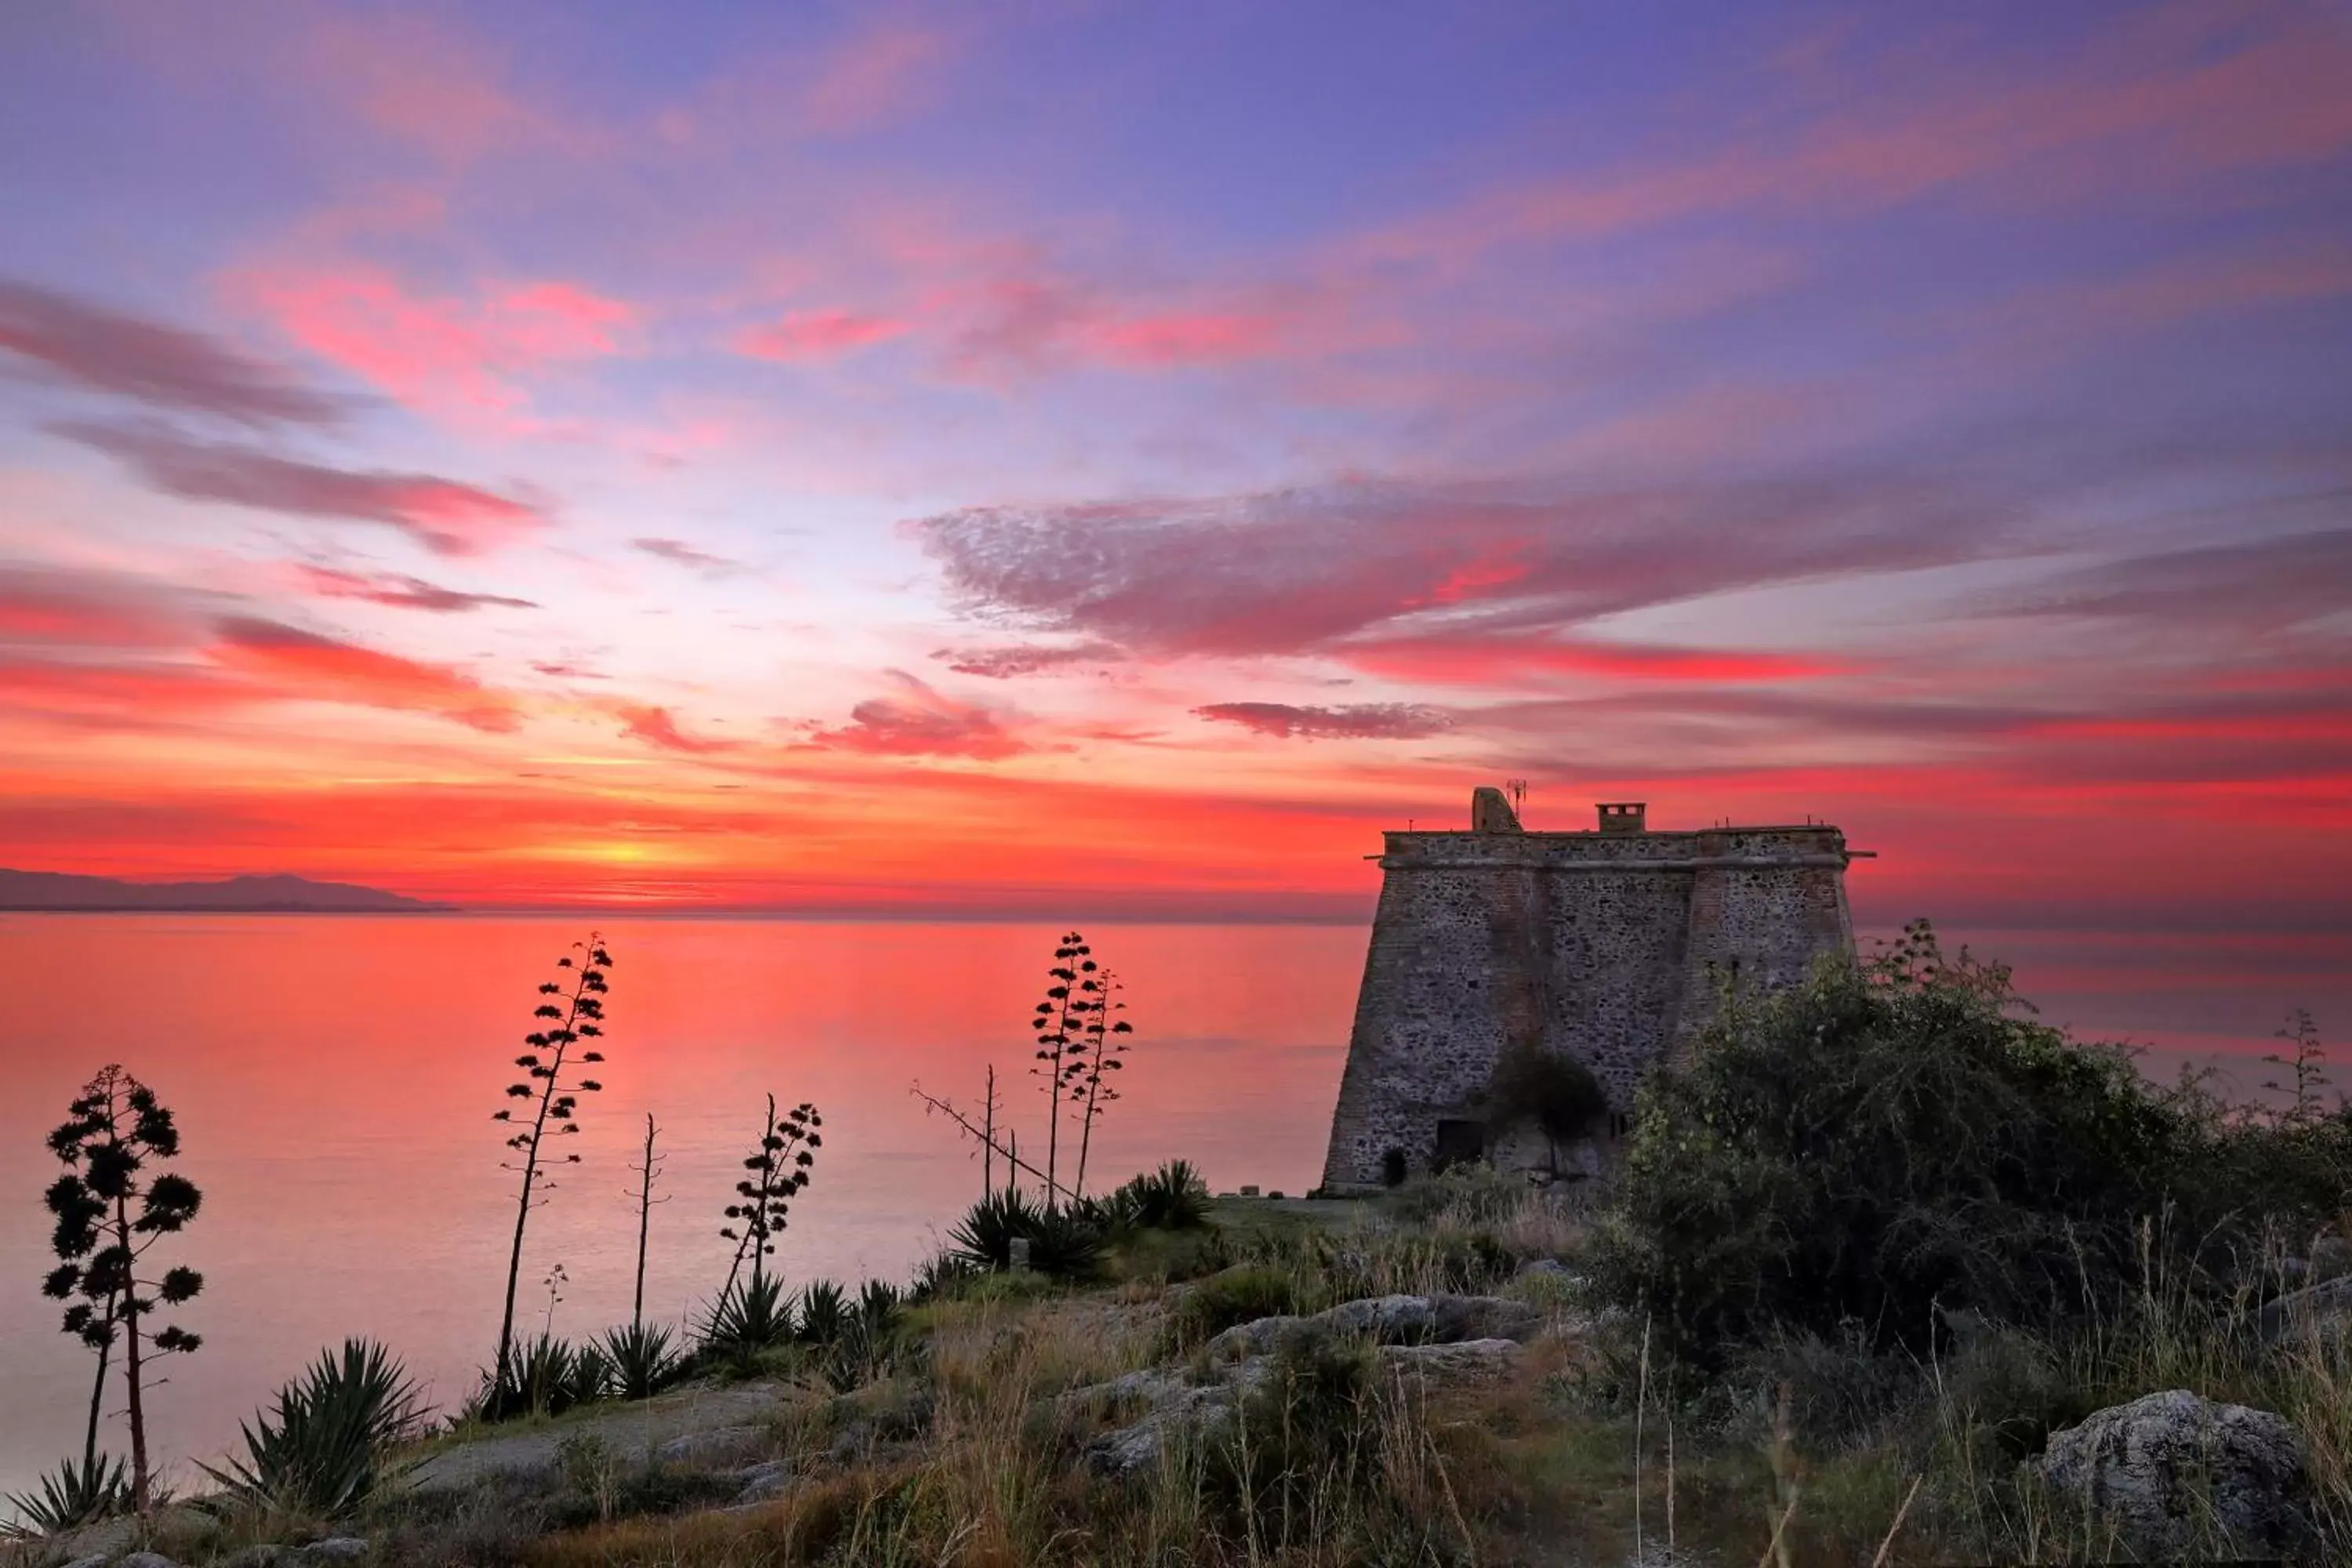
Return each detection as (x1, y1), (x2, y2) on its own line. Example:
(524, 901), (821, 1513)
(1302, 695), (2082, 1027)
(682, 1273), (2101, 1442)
(0, 869), (453, 913)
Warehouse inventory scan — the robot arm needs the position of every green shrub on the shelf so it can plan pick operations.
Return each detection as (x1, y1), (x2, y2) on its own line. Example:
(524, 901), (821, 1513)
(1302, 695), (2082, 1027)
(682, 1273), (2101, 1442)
(1203, 1325), (1378, 1544)
(1169, 1264), (1299, 1348)
(203, 1339), (424, 1518)
(1380, 1164), (1529, 1227)
(1587, 921), (2352, 1360)
(2, 1453), (129, 1538)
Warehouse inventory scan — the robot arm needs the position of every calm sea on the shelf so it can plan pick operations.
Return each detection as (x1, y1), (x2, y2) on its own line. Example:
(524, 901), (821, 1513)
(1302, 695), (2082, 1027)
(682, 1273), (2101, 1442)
(0, 913), (2339, 1498)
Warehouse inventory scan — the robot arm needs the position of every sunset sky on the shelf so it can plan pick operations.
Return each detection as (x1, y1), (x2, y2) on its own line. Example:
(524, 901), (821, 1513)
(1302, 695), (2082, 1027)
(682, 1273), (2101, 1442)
(2, 2), (2348, 983)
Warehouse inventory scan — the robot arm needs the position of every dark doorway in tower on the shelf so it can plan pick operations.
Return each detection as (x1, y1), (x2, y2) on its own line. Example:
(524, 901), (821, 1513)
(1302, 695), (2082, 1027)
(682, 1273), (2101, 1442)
(1432, 1118), (1486, 1172)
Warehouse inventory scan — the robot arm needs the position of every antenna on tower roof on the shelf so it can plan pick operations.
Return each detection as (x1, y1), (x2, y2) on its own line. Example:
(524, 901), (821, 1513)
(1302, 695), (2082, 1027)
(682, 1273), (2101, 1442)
(1505, 778), (1528, 818)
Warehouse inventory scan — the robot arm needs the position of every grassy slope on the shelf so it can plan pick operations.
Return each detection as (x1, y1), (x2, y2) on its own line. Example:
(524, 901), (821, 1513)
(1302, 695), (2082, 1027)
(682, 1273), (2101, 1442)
(22, 1179), (2350, 1566)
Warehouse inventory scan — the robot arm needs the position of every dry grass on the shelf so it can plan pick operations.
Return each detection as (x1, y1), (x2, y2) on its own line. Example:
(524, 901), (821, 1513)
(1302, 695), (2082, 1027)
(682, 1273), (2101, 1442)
(67, 1185), (2350, 1568)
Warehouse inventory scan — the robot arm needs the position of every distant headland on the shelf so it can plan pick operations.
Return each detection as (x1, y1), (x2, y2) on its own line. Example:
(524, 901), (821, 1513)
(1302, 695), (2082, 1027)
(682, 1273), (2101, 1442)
(0, 869), (454, 913)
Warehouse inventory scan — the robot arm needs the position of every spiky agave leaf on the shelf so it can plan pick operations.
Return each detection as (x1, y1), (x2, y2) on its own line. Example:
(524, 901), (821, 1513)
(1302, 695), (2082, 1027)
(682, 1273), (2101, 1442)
(599, 1320), (681, 1401)
(699, 1272), (793, 1357)
(794, 1279), (850, 1346)
(1, 1452), (129, 1539)
(199, 1339), (424, 1519)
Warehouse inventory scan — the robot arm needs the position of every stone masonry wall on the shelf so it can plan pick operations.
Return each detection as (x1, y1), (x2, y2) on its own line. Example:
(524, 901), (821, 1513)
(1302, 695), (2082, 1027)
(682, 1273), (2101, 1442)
(1319, 819), (1855, 1192)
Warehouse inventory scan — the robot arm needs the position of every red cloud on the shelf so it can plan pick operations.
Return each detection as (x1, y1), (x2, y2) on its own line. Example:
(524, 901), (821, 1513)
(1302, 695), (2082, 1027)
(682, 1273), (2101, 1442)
(612, 702), (735, 754)
(737, 310), (909, 362)
(0, 566), (205, 648)
(1195, 702), (1454, 740)
(804, 671), (1025, 758)
(0, 656), (245, 722)
(60, 422), (544, 555)
(236, 266), (636, 419)
(0, 279), (340, 426)
(209, 617), (521, 730)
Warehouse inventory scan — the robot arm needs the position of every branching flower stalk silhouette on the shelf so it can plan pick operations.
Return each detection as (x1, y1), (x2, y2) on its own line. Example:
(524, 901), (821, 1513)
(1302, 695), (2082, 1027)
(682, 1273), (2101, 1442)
(488, 933), (612, 1398)
(1069, 966), (1133, 1202)
(1030, 932), (1103, 1209)
(42, 1065), (204, 1510)
(625, 1112), (667, 1334)
(719, 1095), (822, 1301)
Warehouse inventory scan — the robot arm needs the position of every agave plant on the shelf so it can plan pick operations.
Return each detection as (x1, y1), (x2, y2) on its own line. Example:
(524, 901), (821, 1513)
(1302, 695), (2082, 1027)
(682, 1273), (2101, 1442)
(1119, 1160), (1211, 1230)
(700, 1271), (793, 1359)
(599, 1320), (681, 1401)
(472, 1333), (605, 1422)
(1, 1452), (128, 1539)
(564, 1341), (613, 1407)
(202, 1339), (424, 1519)
(858, 1279), (904, 1339)
(794, 1279), (850, 1347)
(948, 1188), (1105, 1279)
(908, 1249), (980, 1302)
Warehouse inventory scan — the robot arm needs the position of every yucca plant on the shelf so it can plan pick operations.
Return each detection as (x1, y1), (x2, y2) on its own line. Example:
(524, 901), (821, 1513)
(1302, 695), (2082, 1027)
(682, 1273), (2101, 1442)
(202, 1339), (423, 1519)
(1, 1452), (128, 1539)
(599, 1320), (680, 1401)
(1120, 1159), (1211, 1230)
(795, 1279), (850, 1346)
(700, 1271), (794, 1360)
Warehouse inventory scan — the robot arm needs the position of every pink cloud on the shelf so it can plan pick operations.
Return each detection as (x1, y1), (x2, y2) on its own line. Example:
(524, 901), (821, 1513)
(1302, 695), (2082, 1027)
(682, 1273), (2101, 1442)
(0, 280), (341, 428)
(234, 266), (637, 421)
(294, 565), (536, 613)
(804, 670), (1025, 758)
(1195, 702), (1454, 740)
(801, 24), (951, 135)
(934, 641), (1124, 679)
(59, 422), (544, 556)
(1354, 2), (2352, 270)
(1084, 310), (1285, 368)
(737, 309), (909, 362)
(208, 616), (522, 731)
(1337, 634), (1844, 688)
(299, 13), (583, 165)
(0, 565), (206, 649)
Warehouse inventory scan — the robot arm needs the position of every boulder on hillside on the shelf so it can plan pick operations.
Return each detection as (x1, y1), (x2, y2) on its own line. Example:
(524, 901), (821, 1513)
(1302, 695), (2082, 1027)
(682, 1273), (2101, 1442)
(2257, 1274), (2352, 1344)
(1203, 1293), (1544, 1362)
(2037, 1388), (2310, 1557)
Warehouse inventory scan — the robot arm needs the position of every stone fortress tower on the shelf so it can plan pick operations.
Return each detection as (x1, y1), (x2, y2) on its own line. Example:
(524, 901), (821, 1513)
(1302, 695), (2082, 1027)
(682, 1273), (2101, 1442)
(1319, 787), (1862, 1192)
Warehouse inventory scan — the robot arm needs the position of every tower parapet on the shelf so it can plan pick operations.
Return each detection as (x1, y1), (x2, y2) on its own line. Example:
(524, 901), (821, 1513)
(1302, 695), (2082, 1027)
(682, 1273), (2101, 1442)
(1319, 788), (1859, 1192)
